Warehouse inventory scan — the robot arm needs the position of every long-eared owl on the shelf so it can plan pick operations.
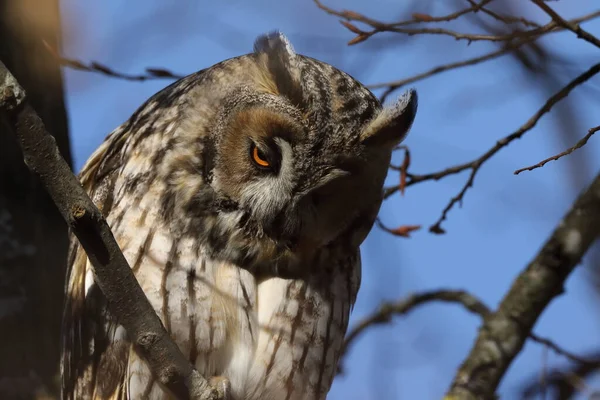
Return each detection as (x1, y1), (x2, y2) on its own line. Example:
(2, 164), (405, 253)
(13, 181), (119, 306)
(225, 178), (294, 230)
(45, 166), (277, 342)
(61, 31), (417, 400)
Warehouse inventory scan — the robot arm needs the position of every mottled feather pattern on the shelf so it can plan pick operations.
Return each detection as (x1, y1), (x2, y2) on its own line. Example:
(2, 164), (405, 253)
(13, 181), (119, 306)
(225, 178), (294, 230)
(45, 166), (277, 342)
(61, 31), (416, 400)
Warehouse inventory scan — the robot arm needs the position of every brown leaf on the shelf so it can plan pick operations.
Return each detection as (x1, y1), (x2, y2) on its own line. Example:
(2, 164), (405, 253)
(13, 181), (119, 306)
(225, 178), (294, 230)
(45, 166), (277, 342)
(412, 13), (434, 22)
(339, 20), (363, 34)
(388, 225), (421, 237)
(399, 147), (411, 196)
(347, 34), (369, 46)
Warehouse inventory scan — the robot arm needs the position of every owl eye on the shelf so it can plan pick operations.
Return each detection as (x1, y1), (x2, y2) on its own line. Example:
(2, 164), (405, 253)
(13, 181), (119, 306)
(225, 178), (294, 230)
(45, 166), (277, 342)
(251, 144), (271, 169)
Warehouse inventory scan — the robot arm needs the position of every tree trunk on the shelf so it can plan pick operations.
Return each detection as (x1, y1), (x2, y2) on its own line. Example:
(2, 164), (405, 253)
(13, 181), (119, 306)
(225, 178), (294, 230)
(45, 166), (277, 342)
(0, 0), (70, 398)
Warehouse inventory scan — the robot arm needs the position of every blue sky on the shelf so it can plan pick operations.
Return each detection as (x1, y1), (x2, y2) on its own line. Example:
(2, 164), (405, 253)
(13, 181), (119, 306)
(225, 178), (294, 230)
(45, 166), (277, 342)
(60, 1), (600, 398)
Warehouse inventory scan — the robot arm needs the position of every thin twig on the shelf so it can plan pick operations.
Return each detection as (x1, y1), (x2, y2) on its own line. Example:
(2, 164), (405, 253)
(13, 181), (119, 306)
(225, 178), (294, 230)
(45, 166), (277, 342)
(60, 57), (186, 81)
(529, 333), (600, 366)
(521, 352), (600, 399)
(315, 0), (600, 45)
(384, 62), (600, 234)
(466, 0), (541, 28)
(372, 40), (526, 102)
(397, 0), (494, 26)
(0, 61), (222, 400)
(540, 345), (548, 400)
(446, 171), (600, 399)
(43, 40), (186, 81)
(369, 11), (600, 101)
(531, 0), (600, 50)
(390, 0), (494, 27)
(514, 125), (600, 175)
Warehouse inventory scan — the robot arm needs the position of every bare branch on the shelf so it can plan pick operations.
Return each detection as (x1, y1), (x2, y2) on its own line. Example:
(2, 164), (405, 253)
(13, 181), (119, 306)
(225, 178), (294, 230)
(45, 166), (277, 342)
(515, 125), (600, 175)
(369, 11), (600, 101)
(338, 288), (595, 376)
(371, 41), (523, 102)
(0, 61), (223, 400)
(446, 172), (600, 399)
(60, 57), (186, 81)
(532, 0), (600, 50)
(465, 0), (541, 28)
(315, 0), (600, 45)
(333, 0), (495, 27)
(385, 62), (600, 233)
(520, 351), (600, 399)
(528, 333), (600, 366)
(43, 40), (186, 81)
(340, 290), (490, 364)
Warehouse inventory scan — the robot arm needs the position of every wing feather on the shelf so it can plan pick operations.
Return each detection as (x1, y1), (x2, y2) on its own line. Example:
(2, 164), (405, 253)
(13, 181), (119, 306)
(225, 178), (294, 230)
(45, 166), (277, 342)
(61, 68), (208, 399)
(61, 124), (131, 399)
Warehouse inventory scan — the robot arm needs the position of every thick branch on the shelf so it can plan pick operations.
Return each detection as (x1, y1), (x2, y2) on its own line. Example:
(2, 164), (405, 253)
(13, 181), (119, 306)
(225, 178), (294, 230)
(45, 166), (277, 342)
(0, 61), (222, 400)
(446, 172), (600, 399)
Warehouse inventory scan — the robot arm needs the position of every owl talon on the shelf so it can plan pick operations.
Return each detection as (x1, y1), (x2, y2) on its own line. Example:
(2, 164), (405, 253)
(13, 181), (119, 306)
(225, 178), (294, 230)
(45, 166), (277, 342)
(209, 375), (232, 400)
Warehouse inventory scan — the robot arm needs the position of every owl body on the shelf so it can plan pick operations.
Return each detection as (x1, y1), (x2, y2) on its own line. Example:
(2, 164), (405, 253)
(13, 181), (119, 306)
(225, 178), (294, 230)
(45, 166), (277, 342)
(61, 32), (417, 400)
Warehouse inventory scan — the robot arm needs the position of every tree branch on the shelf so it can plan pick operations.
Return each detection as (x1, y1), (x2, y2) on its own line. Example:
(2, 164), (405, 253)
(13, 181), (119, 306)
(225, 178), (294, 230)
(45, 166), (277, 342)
(339, 289), (591, 374)
(0, 61), (223, 400)
(339, 289), (489, 372)
(370, 40), (528, 103)
(514, 125), (599, 175)
(315, 0), (600, 46)
(465, 0), (540, 28)
(445, 171), (600, 399)
(531, 0), (600, 50)
(384, 62), (600, 233)
(315, 0), (495, 27)
(520, 351), (600, 399)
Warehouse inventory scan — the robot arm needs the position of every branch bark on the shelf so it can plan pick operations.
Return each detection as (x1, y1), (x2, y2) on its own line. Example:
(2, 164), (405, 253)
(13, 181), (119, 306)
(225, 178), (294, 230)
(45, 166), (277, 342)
(0, 61), (222, 400)
(446, 172), (600, 399)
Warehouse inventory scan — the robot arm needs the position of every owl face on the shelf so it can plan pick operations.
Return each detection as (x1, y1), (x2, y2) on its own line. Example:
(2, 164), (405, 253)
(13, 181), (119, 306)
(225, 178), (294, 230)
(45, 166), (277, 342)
(148, 32), (417, 274)
(210, 93), (403, 252)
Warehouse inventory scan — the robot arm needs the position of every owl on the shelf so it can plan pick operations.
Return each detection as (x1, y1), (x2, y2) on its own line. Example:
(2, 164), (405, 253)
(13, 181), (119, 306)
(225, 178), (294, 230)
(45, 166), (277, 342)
(61, 31), (417, 400)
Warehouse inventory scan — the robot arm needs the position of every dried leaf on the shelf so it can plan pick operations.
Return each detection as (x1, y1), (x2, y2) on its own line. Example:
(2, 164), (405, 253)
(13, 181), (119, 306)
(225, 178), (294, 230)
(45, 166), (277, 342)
(339, 20), (363, 34)
(348, 34), (369, 46)
(388, 225), (421, 237)
(400, 147), (411, 196)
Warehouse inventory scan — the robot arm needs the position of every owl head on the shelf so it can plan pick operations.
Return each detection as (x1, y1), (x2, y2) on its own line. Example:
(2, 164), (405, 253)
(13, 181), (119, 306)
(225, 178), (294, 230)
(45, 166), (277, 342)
(136, 32), (417, 274)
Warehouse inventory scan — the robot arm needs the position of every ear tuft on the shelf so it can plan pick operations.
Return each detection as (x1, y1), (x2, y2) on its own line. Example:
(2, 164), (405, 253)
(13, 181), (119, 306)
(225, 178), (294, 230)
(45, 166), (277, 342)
(360, 89), (418, 147)
(254, 31), (296, 57)
(254, 31), (304, 108)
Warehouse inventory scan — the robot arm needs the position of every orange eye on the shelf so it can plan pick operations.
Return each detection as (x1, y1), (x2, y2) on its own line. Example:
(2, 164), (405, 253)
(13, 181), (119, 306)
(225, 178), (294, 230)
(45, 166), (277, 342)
(252, 145), (270, 168)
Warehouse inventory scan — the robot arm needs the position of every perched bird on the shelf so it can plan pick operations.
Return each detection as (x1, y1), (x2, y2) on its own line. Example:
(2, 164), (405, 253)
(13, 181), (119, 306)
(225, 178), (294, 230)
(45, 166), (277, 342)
(61, 31), (417, 400)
